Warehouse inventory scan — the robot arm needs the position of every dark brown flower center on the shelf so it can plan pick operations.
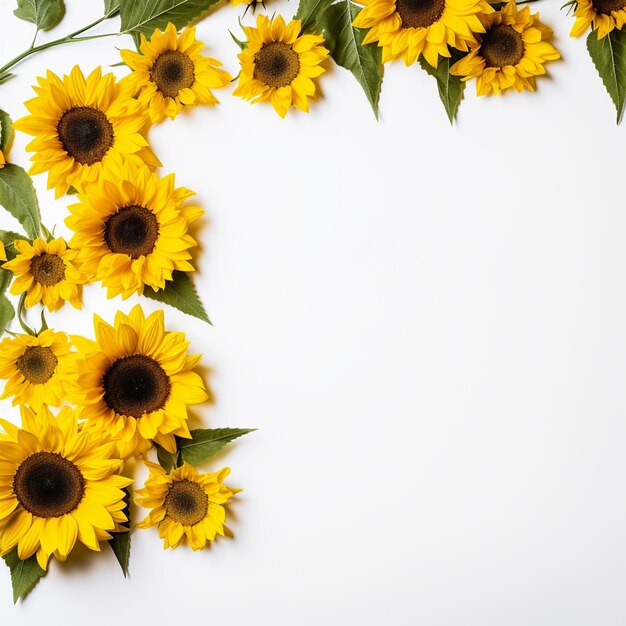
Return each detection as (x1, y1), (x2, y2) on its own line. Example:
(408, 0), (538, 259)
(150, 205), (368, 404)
(395, 0), (445, 29)
(254, 42), (300, 88)
(594, 0), (626, 14)
(57, 106), (114, 165)
(165, 479), (209, 526)
(104, 205), (159, 259)
(30, 253), (66, 286)
(151, 50), (195, 98)
(13, 452), (84, 518)
(481, 24), (524, 68)
(16, 346), (58, 384)
(103, 354), (170, 418)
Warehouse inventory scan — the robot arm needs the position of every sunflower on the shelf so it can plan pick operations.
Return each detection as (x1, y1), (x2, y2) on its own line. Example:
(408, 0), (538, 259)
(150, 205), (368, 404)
(570, 0), (626, 38)
(13, 66), (160, 198)
(135, 461), (239, 550)
(450, 2), (560, 96)
(70, 305), (208, 458)
(0, 330), (74, 409)
(0, 405), (132, 570)
(0, 241), (5, 261)
(66, 160), (202, 300)
(231, 0), (265, 8)
(232, 14), (329, 118)
(353, 0), (493, 67)
(0, 149), (5, 168)
(2, 237), (84, 311)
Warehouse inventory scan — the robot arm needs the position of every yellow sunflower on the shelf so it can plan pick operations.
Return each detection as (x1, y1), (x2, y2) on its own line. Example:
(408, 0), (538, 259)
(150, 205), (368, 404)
(2, 237), (84, 311)
(0, 149), (5, 168)
(13, 66), (160, 198)
(232, 14), (329, 118)
(0, 405), (132, 570)
(0, 330), (74, 408)
(450, 1), (560, 96)
(120, 23), (232, 124)
(70, 305), (208, 458)
(136, 461), (239, 550)
(571, 0), (626, 38)
(353, 0), (493, 67)
(66, 159), (202, 300)
(0, 241), (5, 261)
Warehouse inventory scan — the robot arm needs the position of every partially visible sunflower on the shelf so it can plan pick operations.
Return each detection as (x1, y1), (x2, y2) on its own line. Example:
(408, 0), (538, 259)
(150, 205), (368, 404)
(233, 14), (329, 118)
(136, 461), (240, 550)
(0, 241), (5, 261)
(0, 330), (74, 408)
(0, 405), (132, 570)
(120, 23), (232, 124)
(2, 238), (84, 311)
(66, 159), (202, 300)
(353, 0), (493, 67)
(0, 150), (5, 168)
(450, 1), (560, 96)
(571, 0), (626, 38)
(70, 305), (208, 458)
(13, 66), (160, 198)
(231, 0), (266, 8)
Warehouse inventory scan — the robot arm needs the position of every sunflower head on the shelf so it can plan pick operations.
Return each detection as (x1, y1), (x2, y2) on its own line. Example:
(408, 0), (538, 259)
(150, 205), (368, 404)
(0, 405), (132, 570)
(120, 23), (232, 123)
(232, 14), (329, 118)
(353, 0), (493, 67)
(2, 237), (85, 311)
(13, 66), (161, 198)
(66, 159), (202, 299)
(571, 0), (626, 37)
(136, 461), (240, 550)
(450, 1), (560, 96)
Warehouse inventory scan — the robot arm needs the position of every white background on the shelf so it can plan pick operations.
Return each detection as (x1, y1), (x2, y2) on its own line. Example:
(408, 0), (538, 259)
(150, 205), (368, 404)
(0, 0), (625, 624)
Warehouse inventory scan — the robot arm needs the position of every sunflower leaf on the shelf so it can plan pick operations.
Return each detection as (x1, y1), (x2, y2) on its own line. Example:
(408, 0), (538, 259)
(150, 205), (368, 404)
(2, 548), (46, 603)
(0, 230), (24, 261)
(0, 165), (42, 240)
(0, 293), (15, 337)
(104, 0), (120, 16)
(156, 444), (178, 473)
(179, 428), (256, 466)
(295, 0), (335, 34)
(143, 271), (211, 324)
(14, 0), (65, 31)
(108, 488), (131, 577)
(587, 28), (626, 124)
(316, 0), (383, 118)
(418, 55), (465, 124)
(0, 110), (13, 153)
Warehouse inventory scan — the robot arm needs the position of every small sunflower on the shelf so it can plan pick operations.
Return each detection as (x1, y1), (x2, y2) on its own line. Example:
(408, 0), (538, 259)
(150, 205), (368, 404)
(0, 330), (74, 409)
(0, 405), (132, 570)
(13, 66), (160, 198)
(232, 14), (329, 118)
(571, 0), (626, 38)
(353, 0), (493, 67)
(66, 160), (202, 300)
(136, 461), (240, 550)
(70, 305), (208, 458)
(2, 237), (84, 311)
(450, 1), (560, 96)
(120, 23), (232, 124)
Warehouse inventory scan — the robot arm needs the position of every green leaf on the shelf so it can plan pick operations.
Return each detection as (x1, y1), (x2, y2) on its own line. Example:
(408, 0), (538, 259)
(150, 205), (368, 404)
(0, 110), (13, 153)
(143, 271), (210, 324)
(587, 28), (626, 124)
(0, 165), (41, 240)
(180, 428), (255, 466)
(2, 548), (45, 604)
(104, 0), (120, 15)
(418, 55), (465, 124)
(316, 1), (383, 118)
(14, 0), (65, 31)
(0, 230), (24, 260)
(294, 0), (335, 34)
(119, 0), (221, 38)
(108, 488), (131, 577)
(156, 444), (178, 473)
(0, 294), (15, 337)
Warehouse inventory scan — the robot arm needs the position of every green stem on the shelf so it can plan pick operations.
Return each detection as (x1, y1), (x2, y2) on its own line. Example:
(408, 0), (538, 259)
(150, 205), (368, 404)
(16, 294), (36, 337)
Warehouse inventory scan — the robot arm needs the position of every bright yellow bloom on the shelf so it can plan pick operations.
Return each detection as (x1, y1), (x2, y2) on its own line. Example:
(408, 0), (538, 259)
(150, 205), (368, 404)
(0, 330), (74, 408)
(0, 241), (5, 261)
(121, 23), (232, 124)
(353, 0), (493, 67)
(136, 461), (240, 550)
(0, 149), (5, 168)
(450, 1), (560, 96)
(233, 14), (329, 118)
(231, 0), (265, 6)
(2, 238), (84, 311)
(0, 405), (132, 570)
(13, 66), (160, 198)
(571, 0), (626, 38)
(70, 305), (208, 458)
(66, 160), (202, 300)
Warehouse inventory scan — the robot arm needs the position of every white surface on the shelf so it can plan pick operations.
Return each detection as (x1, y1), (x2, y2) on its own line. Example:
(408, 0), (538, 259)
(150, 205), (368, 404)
(0, 1), (625, 624)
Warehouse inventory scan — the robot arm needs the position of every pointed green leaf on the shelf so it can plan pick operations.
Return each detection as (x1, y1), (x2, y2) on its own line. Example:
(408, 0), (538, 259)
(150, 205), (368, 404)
(0, 294), (15, 337)
(2, 548), (46, 603)
(143, 271), (210, 324)
(418, 55), (465, 124)
(0, 164), (41, 239)
(156, 444), (178, 473)
(14, 0), (65, 31)
(587, 28), (626, 124)
(180, 428), (256, 466)
(108, 488), (131, 577)
(0, 110), (13, 153)
(295, 0), (335, 34)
